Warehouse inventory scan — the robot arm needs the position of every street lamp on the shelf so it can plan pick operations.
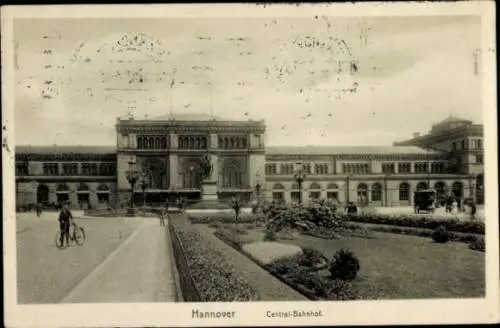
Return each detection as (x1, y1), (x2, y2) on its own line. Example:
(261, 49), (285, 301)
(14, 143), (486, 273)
(294, 162), (307, 204)
(125, 160), (141, 216)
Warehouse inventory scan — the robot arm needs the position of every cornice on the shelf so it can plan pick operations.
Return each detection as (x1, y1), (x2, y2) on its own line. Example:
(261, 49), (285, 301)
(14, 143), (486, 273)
(265, 153), (443, 161)
(15, 154), (117, 161)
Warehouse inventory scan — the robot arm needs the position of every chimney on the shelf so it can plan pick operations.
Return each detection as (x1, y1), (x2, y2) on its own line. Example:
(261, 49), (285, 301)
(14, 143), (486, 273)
(413, 132), (420, 138)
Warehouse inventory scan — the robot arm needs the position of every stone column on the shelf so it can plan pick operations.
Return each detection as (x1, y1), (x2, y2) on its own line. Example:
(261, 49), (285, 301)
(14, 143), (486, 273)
(210, 133), (218, 149)
(170, 133), (178, 149)
(169, 154), (179, 189)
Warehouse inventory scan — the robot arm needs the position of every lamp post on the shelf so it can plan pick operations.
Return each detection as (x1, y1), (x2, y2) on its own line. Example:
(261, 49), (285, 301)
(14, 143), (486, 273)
(125, 160), (141, 216)
(294, 162), (307, 204)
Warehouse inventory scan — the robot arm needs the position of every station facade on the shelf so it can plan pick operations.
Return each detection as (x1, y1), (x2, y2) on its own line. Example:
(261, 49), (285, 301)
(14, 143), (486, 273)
(15, 114), (484, 209)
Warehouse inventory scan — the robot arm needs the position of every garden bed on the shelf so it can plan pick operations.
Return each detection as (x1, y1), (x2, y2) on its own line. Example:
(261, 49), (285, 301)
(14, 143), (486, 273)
(344, 213), (484, 235)
(169, 217), (258, 302)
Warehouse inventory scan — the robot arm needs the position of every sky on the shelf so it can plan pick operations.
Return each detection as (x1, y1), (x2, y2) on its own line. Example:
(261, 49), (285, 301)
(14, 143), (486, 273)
(13, 15), (483, 147)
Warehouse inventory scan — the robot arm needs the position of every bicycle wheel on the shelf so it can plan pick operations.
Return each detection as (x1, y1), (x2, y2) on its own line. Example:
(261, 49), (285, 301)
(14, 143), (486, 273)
(74, 227), (86, 245)
(55, 231), (66, 249)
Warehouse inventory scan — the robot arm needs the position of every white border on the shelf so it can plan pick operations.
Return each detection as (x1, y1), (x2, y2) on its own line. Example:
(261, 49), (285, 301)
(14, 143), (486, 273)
(2, 2), (499, 327)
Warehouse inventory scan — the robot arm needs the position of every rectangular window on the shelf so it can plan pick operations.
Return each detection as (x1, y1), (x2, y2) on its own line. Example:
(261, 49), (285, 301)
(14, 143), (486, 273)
(272, 192), (284, 202)
(326, 192), (338, 201)
(265, 163), (277, 175)
(291, 191), (301, 203)
(43, 163), (59, 176)
(476, 154), (483, 164)
(62, 163), (78, 176)
(315, 163), (328, 175)
(477, 139), (483, 149)
(414, 162), (428, 173)
(16, 163), (29, 176)
(98, 193), (109, 204)
(309, 191), (320, 200)
(382, 163), (395, 174)
(398, 163), (411, 173)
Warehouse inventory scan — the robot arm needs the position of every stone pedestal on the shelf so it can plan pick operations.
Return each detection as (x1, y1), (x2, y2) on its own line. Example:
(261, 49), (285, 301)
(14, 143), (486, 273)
(201, 180), (218, 201)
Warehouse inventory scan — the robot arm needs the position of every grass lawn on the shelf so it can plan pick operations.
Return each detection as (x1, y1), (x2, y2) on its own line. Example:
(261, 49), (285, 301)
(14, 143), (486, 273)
(284, 232), (485, 300)
(209, 223), (485, 300)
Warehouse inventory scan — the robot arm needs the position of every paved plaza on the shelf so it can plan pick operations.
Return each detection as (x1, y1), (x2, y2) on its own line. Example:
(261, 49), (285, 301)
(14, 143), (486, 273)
(16, 212), (178, 304)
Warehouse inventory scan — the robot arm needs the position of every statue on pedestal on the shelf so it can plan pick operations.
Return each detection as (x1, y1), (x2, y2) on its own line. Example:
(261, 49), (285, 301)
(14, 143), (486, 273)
(201, 153), (213, 181)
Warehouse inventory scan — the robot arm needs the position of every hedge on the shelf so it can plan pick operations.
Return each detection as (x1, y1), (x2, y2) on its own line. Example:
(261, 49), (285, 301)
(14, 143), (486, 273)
(342, 213), (484, 235)
(170, 219), (259, 301)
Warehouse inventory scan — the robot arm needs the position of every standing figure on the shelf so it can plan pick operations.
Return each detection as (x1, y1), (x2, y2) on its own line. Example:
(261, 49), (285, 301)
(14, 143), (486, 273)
(58, 202), (74, 248)
(35, 203), (42, 217)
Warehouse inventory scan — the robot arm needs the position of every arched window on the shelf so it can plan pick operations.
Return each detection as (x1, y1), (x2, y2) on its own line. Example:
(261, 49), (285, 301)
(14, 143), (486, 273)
(56, 183), (70, 192)
(273, 183), (285, 190)
(326, 183), (338, 190)
(218, 137), (223, 149)
(161, 136), (167, 149)
(148, 137), (154, 149)
(235, 138), (240, 148)
(291, 183), (300, 190)
(77, 183), (90, 192)
(154, 137), (160, 149)
(371, 183), (382, 201)
(357, 183), (368, 205)
(194, 137), (200, 149)
(416, 182), (428, 191)
(434, 181), (447, 202)
(97, 183), (109, 191)
(222, 165), (242, 189)
(137, 137), (143, 149)
(309, 182), (321, 190)
(452, 181), (463, 198)
(241, 138), (247, 148)
(182, 163), (201, 189)
(399, 182), (410, 201)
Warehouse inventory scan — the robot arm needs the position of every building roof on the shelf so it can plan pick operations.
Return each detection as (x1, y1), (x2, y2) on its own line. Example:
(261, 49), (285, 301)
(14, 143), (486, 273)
(15, 145), (439, 156)
(137, 113), (229, 121)
(265, 145), (440, 155)
(433, 116), (472, 126)
(15, 145), (117, 155)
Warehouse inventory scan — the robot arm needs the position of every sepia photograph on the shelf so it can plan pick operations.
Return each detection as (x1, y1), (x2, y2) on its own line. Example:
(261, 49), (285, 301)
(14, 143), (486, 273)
(2, 2), (498, 327)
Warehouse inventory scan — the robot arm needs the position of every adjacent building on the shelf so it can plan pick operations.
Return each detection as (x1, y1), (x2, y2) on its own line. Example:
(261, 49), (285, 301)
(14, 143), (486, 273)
(14, 114), (484, 209)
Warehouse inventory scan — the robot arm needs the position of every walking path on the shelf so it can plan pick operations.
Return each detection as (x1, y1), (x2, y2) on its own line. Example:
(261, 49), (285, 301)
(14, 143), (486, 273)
(60, 219), (179, 303)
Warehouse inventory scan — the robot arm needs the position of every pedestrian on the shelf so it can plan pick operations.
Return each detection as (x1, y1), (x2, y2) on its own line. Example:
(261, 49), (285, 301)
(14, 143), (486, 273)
(58, 202), (74, 248)
(35, 203), (42, 217)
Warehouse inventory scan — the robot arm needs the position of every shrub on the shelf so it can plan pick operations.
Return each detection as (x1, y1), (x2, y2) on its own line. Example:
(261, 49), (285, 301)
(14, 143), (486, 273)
(173, 225), (258, 301)
(431, 225), (451, 243)
(298, 247), (327, 268)
(468, 237), (485, 252)
(266, 256), (301, 276)
(263, 230), (278, 241)
(290, 270), (326, 293)
(322, 279), (358, 301)
(329, 249), (360, 281)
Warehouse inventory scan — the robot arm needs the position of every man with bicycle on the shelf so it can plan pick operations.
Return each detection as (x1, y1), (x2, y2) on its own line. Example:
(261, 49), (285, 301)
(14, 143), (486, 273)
(58, 202), (74, 247)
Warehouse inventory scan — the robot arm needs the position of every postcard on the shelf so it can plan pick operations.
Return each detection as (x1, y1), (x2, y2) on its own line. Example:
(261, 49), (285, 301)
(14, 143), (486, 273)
(2, 2), (498, 327)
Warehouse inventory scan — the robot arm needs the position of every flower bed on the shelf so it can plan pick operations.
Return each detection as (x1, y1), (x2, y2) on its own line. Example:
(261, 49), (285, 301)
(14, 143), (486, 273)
(266, 255), (358, 301)
(345, 213), (484, 235)
(170, 219), (259, 301)
(242, 242), (303, 265)
(213, 226), (258, 250)
(188, 212), (261, 224)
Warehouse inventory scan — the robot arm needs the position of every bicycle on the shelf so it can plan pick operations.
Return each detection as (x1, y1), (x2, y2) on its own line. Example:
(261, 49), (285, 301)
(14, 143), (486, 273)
(55, 221), (86, 249)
